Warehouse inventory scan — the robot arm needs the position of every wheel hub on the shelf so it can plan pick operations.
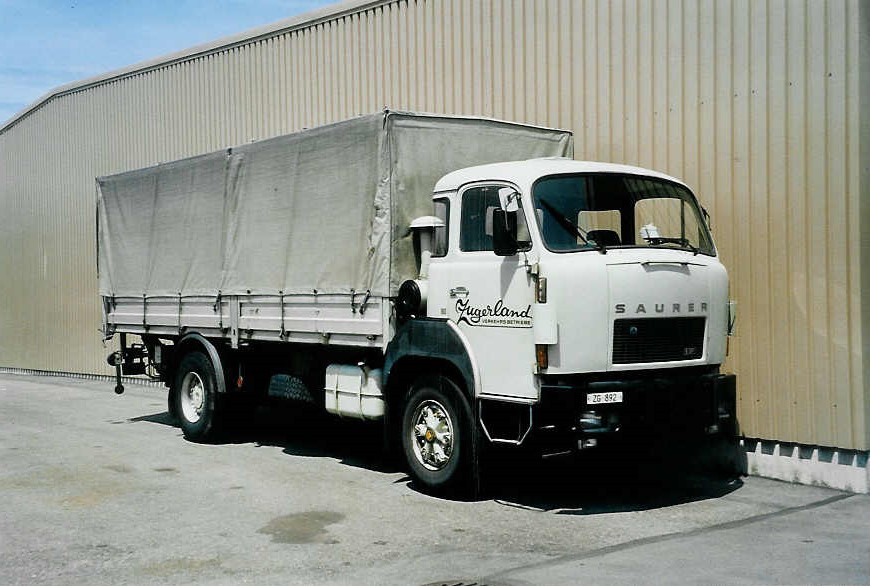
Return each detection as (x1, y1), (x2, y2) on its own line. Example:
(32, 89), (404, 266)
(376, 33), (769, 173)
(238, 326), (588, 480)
(180, 371), (205, 424)
(410, 399), (454, 471)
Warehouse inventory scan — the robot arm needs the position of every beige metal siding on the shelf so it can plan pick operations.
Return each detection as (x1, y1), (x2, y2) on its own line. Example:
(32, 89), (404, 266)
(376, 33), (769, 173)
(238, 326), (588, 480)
(860, 0), (870, 453)
(0, 0), (866, 450)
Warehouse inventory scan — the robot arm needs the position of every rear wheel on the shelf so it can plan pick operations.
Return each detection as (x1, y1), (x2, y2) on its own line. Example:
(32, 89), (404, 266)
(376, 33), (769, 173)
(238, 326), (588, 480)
(173, 351), (223, 441)
(401, 374), (473, 495)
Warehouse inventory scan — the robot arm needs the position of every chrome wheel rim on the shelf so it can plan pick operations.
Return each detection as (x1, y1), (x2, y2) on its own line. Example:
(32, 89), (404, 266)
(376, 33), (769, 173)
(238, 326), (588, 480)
(180, 371), (205, 424)
(410, 399), (454, 471)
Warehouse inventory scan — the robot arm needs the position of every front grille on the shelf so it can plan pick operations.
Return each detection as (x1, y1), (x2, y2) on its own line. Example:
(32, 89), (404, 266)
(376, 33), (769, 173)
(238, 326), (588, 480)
(612, 317), (705, 364)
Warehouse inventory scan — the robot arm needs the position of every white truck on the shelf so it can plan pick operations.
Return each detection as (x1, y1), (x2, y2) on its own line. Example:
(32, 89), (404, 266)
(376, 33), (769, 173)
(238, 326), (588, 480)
(99, 111), (736, 495)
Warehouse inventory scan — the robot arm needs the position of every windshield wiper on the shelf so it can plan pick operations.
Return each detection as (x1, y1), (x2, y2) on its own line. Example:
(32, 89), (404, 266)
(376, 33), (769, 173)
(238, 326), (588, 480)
(645, 236), (699, 255)
(538, 198), (606, 253)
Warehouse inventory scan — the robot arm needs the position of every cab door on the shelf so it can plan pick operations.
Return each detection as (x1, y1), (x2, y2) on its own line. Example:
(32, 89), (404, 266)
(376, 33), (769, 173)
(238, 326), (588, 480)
(427, 184), (537, 400)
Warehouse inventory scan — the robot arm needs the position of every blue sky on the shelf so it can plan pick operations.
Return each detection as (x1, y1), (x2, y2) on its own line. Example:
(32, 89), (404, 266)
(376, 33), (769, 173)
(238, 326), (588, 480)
(0, 0), (334, 125)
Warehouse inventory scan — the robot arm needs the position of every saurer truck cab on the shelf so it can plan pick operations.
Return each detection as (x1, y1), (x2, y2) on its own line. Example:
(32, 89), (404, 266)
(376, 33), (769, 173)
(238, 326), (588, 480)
(100, 111), (735, 495)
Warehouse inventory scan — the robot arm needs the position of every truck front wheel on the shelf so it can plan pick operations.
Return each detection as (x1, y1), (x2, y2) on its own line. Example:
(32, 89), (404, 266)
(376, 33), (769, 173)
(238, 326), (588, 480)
(401, 374), (472, 495)
(173, 351), (223, 442)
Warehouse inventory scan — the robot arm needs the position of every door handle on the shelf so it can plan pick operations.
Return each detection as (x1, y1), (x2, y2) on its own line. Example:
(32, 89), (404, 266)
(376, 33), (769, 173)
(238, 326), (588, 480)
(449, 286), (469, 299)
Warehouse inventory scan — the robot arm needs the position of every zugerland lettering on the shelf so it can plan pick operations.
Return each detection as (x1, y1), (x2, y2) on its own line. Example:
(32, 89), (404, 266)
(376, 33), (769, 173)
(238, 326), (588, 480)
(456, 298), (532, 328)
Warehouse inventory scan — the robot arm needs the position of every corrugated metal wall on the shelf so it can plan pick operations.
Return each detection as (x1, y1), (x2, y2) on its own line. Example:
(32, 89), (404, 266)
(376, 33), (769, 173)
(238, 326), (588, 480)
(0, 0), (866, 450)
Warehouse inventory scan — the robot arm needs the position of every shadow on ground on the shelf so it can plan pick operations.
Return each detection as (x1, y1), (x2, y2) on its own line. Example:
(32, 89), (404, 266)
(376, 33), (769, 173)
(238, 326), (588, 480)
(130, 406), (744, 512)
(129, 412), (176, 426)
(127, 402), (395, 472)
(482, 439), (744, 514)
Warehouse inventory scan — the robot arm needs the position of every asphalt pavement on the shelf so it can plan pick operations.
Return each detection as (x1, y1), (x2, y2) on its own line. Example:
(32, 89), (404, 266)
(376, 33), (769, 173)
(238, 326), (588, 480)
(0, 372), (867, 585)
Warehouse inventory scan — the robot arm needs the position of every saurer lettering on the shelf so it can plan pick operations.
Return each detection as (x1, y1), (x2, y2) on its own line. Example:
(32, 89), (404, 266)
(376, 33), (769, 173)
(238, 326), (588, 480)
(614, 302), (708, 314)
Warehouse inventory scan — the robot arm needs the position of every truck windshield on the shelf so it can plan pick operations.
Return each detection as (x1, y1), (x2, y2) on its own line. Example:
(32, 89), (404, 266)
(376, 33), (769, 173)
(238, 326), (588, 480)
(532, 173), (715, 255)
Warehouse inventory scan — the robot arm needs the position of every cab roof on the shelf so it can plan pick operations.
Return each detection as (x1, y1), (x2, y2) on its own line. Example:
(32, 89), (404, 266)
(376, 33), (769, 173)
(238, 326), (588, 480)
(433, 157), (688, 194)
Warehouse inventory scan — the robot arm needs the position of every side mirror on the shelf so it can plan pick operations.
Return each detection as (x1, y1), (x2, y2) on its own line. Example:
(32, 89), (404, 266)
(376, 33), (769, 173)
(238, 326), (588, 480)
(493, 208), (518, 256)
(409, 215), (446, 278)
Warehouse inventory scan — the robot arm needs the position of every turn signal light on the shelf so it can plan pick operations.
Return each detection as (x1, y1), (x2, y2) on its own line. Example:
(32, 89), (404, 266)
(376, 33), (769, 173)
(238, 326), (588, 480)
(535, 344), (549, 370)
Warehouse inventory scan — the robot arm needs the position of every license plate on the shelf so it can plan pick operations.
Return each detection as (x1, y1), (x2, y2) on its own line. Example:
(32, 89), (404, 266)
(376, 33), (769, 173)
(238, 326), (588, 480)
(587, 391), (623, 405)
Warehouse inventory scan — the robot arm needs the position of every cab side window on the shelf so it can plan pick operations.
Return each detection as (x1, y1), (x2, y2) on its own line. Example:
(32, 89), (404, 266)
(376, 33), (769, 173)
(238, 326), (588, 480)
(460, 186), (530, 253)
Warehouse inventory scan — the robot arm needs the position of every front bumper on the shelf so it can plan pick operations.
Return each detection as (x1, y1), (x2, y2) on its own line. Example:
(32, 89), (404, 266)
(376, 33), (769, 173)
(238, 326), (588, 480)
(533, 369), (736, 453)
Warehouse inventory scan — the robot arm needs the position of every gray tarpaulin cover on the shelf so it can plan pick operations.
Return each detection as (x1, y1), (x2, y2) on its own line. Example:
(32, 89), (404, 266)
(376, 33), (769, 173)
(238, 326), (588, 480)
(97, 111), (573, 299)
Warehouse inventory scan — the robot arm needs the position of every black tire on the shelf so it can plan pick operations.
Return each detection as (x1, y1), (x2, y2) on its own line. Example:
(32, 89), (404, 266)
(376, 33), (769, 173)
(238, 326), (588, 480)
(167, 386), (180, 423)
(401, 374), (473, 496)
(172, 351), (223, 442)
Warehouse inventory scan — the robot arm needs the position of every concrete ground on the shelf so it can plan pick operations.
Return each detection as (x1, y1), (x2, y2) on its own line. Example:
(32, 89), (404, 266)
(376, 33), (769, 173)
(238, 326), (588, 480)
(0, 372), (867, 585)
